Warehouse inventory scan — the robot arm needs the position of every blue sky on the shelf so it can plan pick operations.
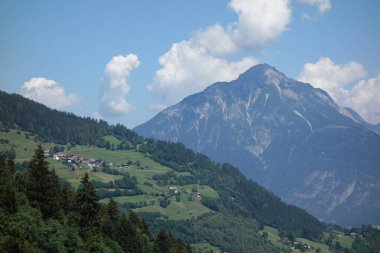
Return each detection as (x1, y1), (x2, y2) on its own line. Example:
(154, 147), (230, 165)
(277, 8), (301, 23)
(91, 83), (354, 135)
(1, 0), (379, 128)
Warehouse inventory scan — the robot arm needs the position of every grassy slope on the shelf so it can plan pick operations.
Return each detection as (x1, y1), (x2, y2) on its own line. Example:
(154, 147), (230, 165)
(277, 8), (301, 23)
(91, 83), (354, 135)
(191, 242), (225, 253)
(1, 129), (356, 253)
(0, 129), (215, 220)
(261, 226), (355, 253)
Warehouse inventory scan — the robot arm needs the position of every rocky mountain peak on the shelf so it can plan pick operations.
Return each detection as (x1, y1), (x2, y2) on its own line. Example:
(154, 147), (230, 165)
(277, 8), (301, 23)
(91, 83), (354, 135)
(135, 63), (380, 226)
(238, 63), (287, 85)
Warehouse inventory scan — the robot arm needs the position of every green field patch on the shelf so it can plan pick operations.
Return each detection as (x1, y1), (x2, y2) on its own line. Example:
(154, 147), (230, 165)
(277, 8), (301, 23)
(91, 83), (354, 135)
(179, 184), (219, 199)
(331, 231), (354, 249)
(191, 242), (224, 253)
(121, 164), (171, 194)
(103, 135), (121, 146)
(261, 226), (285, 249)
(134, 193), (213, 220)
(47, 158), (123, 189)
(176, 171), (192, 176)
(198, 185), (219, 199)
(69, 147), (128, 164)
(90, 171), (123, 182)
(100, 195), (155, 204)
(296, 238), (332, 253)
(0, 129), (57, 161)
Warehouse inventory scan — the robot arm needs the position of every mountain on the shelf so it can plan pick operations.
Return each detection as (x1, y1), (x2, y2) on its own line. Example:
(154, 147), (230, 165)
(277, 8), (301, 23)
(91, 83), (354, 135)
(134, 64), (380, 227)
(0, 90), (326, 252)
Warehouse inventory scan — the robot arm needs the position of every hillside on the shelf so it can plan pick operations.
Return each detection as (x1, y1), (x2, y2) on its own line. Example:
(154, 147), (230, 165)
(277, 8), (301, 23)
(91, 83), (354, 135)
(134, 64), (380, 227)
(2, 129), (380, 253)
(2, 90), (380, 253)
(0, 146), (196, 253)
(0, 90), (330, 252)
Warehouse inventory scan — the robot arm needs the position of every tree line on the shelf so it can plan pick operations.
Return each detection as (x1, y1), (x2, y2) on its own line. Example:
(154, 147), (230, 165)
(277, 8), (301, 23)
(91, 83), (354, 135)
(0, 91), (143, 147)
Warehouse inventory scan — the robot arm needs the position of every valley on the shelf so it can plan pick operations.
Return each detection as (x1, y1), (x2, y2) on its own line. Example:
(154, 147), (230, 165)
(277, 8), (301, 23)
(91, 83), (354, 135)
(0, 127), (374, 253)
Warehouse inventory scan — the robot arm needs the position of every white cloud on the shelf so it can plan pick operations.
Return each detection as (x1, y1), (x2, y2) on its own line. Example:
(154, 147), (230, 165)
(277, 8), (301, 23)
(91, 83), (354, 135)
(297, 57), (367, 100)
(149, 0), (291, 105)
(193, 24), (238, 57)
(228, 0), (292, 49)
(21, 77), (80, 109)
(348, 75), (380, 124)
(148, 40), (258, 104)
(298, 0), (331, 13)
(99, 54), (139, 116)
(297, 57), (380, 124)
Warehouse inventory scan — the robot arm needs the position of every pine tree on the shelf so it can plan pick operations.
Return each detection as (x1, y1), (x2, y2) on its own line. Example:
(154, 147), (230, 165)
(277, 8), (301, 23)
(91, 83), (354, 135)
(0, 157), (17, 214)
(100, 198), (120, 240)
(117, 214), (140, 253)
(26, 145), (49, 209)
(107, 197), (120, 223)
(154, 229), (170, 253)
(75, 172), (100, 231)
(61, 182), (75, 214)
(128, 211), (152, 239)
(44, 169), (62, 218)
(26, 145), (61, 218)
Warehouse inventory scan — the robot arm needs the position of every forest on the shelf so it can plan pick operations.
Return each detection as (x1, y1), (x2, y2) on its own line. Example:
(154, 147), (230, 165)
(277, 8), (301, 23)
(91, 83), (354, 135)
(0, 146), (196, 253)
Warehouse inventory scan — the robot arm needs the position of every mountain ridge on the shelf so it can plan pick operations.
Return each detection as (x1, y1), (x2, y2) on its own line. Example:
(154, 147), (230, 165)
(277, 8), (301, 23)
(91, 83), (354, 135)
(135, 64), (380, 227)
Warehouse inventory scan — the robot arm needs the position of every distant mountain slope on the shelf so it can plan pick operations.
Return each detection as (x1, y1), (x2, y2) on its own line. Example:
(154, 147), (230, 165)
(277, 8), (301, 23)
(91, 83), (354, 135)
(135, 64), (380, 226)
(0, 89), (325, 252)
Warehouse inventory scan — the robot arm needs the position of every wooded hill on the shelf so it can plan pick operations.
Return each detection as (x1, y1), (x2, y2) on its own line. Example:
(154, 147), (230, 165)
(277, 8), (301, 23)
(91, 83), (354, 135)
(0, 148), (195, 252)
(1, 90), (378, 253)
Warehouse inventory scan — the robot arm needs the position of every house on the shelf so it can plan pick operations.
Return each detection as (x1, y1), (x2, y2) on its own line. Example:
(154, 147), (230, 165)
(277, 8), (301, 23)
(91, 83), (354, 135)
(168, 186), (179, 194)
(117, 163), (129, 169)
(350, 233), (358, 239)
(44, 150), (51, 157)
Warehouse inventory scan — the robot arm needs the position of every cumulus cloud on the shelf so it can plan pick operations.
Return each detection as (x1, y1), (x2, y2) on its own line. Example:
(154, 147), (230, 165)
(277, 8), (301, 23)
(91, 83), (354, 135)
(348, 75), (380, 124)
(192, 24), (238, 57)
(99, 54), (140, 116)
(149, 0), (292, 105)
(228, 0), (292, 49)
(298, 0), (332, 13)
(21, 77), (80, 109)
(148, 40), (258, 104)
(297, 58), (363, 97)
(298, 57), (380, 124)
(297, 57), (367, 100)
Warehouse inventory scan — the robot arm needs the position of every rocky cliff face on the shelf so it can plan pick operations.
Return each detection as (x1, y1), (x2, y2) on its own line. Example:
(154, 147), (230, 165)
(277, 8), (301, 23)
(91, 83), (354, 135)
(135, 64), (380, 226)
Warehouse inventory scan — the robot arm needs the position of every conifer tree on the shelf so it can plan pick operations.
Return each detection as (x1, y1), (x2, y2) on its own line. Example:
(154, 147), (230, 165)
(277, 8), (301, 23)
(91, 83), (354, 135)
(117, 214), (140, 253)
(44, 169), (62, 218)
(129, 211), (152, 239)
(0, 157), (17, 214)
(75, 172), (100, 230)
(61, 182), (75, 214)
(26, 145), (61, 218)
(100, 198), (120, 240)
(154, 229), (170, 253)
(107, 197), (120, 223)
